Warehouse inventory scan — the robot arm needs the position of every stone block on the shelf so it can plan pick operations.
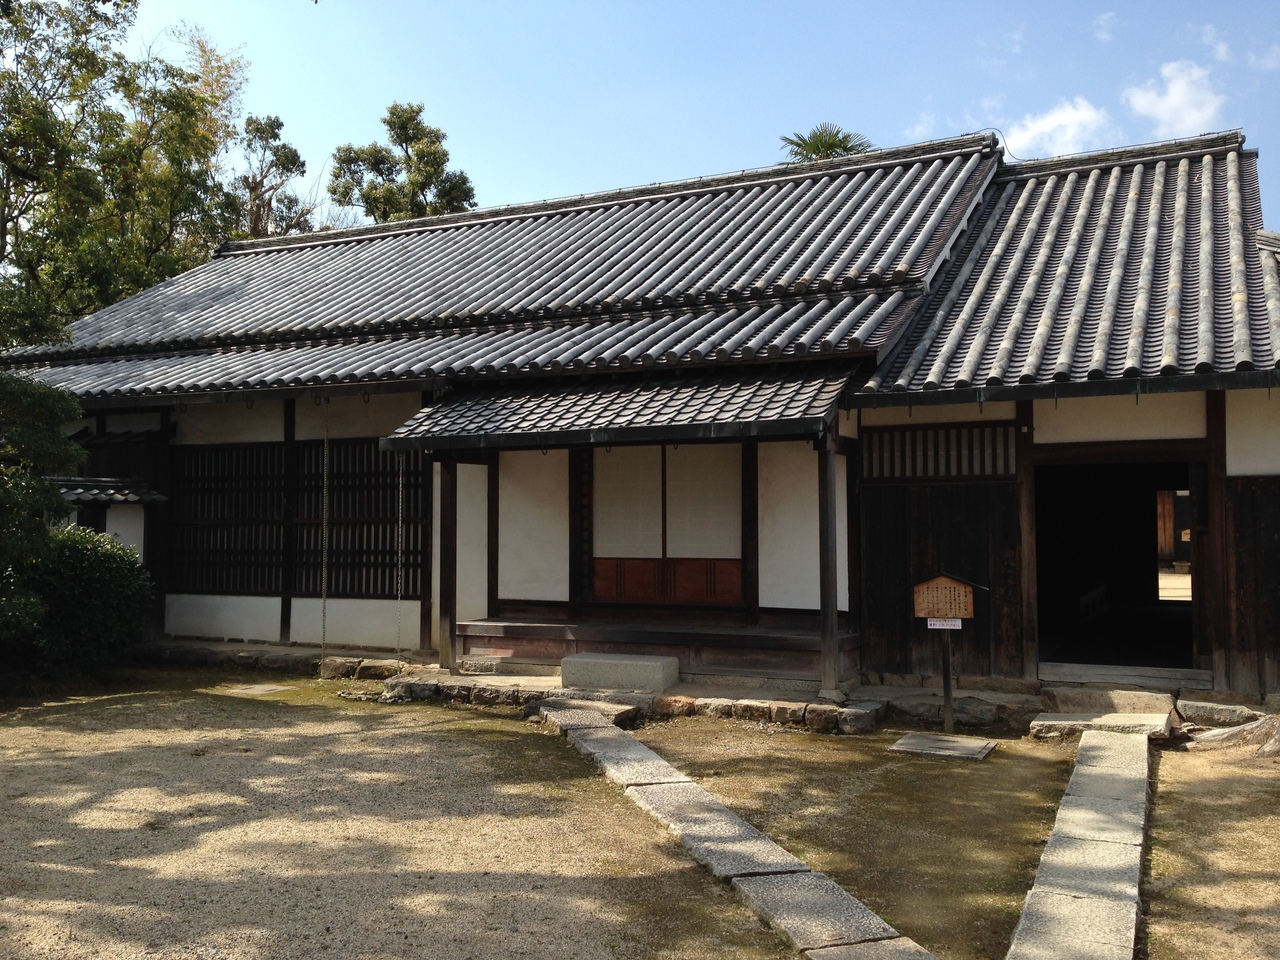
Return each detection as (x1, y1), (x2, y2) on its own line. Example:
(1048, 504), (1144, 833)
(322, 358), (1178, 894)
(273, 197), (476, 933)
(567, 726), (691, 787)
(858, 671), (883, 686)
(952, 697), (999, 727)
(731, 872), (898, 951)
(560, 653), (679, 693)
(806, 938), (936, 959)
(694, 697), (736, 718)
(385, 679), (438, 701)
(771, 701), (808, 725)
(651, 695), (696, 717)
(319, 656), (361, 679)
(1029, 712), (1171, 739)
(1177, 699), (1261, 727)
(438, 680), (473, 702)
(1008, 889), (1137, 952)
(1052, 794), (1146, 846)
(881, 673), (922, 687)
(836, 706), (878, 735)
(888, 733), (996, 760)
(626, 782), (809, 879)
(1042, 687), (1175, 715)
(354, 658), (404, 680)
(956, 675), (1041, 695)
(1264, 693), (1280, 713)
(888, 697), (941, 722)
(234, 651), (261, 668)
(806, 703), (840, 733)
(1032, 833), (1142, 902)
(469, 686), (502, 706)
(1064, 763), (1148, 805)
(539, 706), (614, 735)
(540, 697), (640, 728)
(1074, 730), (1150, 771)
(732, 699), (774, 722)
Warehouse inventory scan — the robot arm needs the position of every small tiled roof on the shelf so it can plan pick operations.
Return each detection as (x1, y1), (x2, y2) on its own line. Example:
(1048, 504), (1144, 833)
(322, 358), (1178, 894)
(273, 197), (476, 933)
(864, 132), (1280, 396)
(7, 134), (997, 386)
(53, 478), (166, 504)
(381, 368), (848, 451)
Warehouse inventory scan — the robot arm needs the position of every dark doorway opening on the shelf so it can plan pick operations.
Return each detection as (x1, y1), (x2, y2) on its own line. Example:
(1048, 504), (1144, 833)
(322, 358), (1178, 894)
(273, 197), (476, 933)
(1036, 461), (1195, 668)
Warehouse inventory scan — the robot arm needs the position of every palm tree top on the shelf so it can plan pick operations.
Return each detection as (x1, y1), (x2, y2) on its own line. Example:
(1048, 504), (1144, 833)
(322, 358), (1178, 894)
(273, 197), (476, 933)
(780, 123), (875, 163)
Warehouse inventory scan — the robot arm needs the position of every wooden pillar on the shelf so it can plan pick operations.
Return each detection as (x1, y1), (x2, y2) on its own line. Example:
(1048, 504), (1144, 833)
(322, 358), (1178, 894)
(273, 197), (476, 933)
(1016, 399), (1038, 680)
(1205, 390), (1229, 691)
(844, 437), (861, 635)
(742, 441), (759, 624)
(280, 398), (296, 643)
(439, 458), (458, 671)
(818, 433), (839, 690)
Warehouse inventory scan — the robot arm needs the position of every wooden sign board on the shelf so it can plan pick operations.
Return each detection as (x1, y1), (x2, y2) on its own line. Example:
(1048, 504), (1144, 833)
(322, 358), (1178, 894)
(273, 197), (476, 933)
(913, 576), (974, 619)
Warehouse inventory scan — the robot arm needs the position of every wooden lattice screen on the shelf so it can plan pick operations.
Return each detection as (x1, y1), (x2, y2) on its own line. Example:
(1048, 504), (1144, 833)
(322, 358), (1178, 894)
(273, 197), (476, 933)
(169, 440), (426, 598)
(862, 422), (1017, 482)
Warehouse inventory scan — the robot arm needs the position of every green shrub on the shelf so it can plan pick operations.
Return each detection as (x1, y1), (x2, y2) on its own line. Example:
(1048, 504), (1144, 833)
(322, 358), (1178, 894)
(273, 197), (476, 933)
(22, 525), (153, 672)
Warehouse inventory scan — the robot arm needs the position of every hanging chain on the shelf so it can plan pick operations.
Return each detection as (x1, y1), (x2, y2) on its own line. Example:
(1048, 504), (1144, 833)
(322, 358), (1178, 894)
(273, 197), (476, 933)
(395, 450), (405, 657)
(320, 401), (330, 657)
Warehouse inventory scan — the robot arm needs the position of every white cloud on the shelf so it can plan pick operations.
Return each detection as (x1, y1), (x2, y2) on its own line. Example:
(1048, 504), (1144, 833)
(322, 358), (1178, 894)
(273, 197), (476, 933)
(904, 113), (936, 141)
(1248, 44), (1280, 70)
(1093, 12), (1116, 43)
(1201, 25), (1231, 62)
(1122, 60), (1225, 138)
(1005, 98), (1113, 158)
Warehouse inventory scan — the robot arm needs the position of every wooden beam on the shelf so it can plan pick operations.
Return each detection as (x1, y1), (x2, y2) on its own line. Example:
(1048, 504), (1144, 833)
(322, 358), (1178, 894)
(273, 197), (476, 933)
(439, 459), (458, 671)
(742, 441), (759, 624)
(1016, 399), (1037, 680)
(818, 433), (839, 690)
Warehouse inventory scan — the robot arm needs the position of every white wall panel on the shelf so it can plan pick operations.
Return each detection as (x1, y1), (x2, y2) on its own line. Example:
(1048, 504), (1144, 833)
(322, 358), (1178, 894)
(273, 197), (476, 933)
(1226, 389), (1280, 476)
(758, 441), (819, 610)
(173, 401), (284, 444)
(457, 463), (489, 621)
(104, 504), (146, 563)
(291, 598), (421, 648)
(593, 446), (662, 557)
(165, 594), (280, 642)
(295, 393), (423, 440)
(499, 450), (570, 600)
(1033, 393), (1205, 444)
(667, 444), (741, 558)
(862, 401), (1016, 426)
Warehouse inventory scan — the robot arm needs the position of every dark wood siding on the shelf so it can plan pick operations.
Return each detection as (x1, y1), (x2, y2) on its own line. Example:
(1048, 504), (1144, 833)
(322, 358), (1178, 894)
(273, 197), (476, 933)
(861, 481), (1024, 678)
(1223, 477), (1280, 695)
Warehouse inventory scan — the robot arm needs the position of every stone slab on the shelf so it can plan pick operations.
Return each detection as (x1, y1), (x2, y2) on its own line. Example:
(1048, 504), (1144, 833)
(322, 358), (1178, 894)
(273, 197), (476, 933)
(560, 653), (679, 693)
(731, 872), (898, 951)
(566, 726), (691, 786)
(626, 781), (808, 879)
(538, 706), (615, 734)
(1005, 933), (1133, 960)
(1032, 833), (1142, 902)
(1029, 712), (1172, 738)
(1052, 794), (1146, 846)
(1064, 762), (1148, 805)
(806, 939), (934, 960)
(537, 697), (640, 728)
(887, 733), (996, 760)
(1009, 889), (1138, 951)
(1177, 698), (1261, 727)
(1074, 730), (1150, 772)
(224, 683), (290, 696)
(1043, 686), (1175, 715)
(693, 697), (736, 718)
(807, 938), (935, 960)
(836, 706), (879, 735)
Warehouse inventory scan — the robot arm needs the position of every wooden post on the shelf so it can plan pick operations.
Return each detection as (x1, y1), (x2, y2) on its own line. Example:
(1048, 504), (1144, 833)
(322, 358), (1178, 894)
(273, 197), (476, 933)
(942, 630), (955, 734)
(1205, 390), (1228, 691)
(1016, 399), (1037, 680)
(818, 433), (839, 691)
(439, 458), (458, 672)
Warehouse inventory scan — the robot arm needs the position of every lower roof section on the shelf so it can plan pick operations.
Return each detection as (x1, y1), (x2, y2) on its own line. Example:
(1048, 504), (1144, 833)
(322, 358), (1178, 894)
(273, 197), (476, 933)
(381, 368), (850, 452)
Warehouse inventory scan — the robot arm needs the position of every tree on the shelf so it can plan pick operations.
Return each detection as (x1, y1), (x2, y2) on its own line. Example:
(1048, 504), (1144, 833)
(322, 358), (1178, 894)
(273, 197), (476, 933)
(235, 115), (313, 238)
(780, 123), (874, 163)
(328, 102), (476, 223)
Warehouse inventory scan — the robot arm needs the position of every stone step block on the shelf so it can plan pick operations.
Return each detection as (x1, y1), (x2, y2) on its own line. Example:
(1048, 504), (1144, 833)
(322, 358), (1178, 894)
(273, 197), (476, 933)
(731, 872), (898, 952)
(1051, 794), (1147, 846)
(626, 781), (809, 879)
(1074, 730), (1150, 771)
(560, 653), (679, 693)
(1176, 698), (1261, 727)
(566, 726), (691, 787)
(1029, 712), (1172, 739)
(1007, 890), (1137, 959)
(1032, 833), (1143, 902)
(537, 697), (641, 729)
(806, 938), (936, 959)
(1043, 686), (1175, 715)
(1064, 762), (1148, 805)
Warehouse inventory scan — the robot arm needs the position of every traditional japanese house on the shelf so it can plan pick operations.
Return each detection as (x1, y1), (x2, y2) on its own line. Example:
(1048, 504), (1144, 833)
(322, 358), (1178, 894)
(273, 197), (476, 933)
(7, 130), (1279, 695)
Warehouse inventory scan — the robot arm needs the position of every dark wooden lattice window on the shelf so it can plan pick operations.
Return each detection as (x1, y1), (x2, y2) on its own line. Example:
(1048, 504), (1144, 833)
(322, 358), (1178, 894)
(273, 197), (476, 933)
(862, 422), (1017, 482)
(169, 445), (286, 595)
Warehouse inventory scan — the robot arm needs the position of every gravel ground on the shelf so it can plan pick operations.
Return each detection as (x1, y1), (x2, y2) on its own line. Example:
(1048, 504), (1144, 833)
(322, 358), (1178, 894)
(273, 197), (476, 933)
(0, 673), (787, 960)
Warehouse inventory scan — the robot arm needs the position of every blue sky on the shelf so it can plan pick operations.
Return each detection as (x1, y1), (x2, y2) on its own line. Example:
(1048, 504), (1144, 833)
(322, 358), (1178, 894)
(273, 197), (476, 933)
(128, 1), (1280, 225)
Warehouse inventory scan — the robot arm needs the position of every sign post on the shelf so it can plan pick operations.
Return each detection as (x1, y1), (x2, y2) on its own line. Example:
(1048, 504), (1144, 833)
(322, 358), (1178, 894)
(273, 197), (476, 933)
(913, 576), (980, 735)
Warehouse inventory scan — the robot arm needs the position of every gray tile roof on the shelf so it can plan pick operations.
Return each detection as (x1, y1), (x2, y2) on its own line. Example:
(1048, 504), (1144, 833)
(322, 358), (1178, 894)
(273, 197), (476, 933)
(8, 134), (996, 377)
(382, 368), (848, 451)
(53, 478), (166, 504)
(864, 132), (1280, 396)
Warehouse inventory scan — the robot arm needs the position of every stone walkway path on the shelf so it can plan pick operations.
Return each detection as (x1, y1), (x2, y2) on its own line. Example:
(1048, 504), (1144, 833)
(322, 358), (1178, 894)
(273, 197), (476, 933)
(539, 701), (936, 959)
(1005, 729), (1150, 960)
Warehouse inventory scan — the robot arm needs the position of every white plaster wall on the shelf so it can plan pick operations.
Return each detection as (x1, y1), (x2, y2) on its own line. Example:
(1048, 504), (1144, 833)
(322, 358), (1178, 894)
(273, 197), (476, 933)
(499, 450), (570, 600)
(837, 409), (858, 438)
(758, 441), (820, 610)
(667, 444), (741, 558)
(173, 401), (284, 444)
(105, 412), (163, 433)
(431, 462), (441, 649)
(166, 594), (280, 642)
(593, 446), (663, 556)
(291, 598), (422, 648)
(457, 463), (488, 621)
(1226, 389), (1280, 476)
(1033, 393), (1205, 444)
(105, 504), (146, 562)
(295, 393), (423, 440)
(861, 401), (1016, 426)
